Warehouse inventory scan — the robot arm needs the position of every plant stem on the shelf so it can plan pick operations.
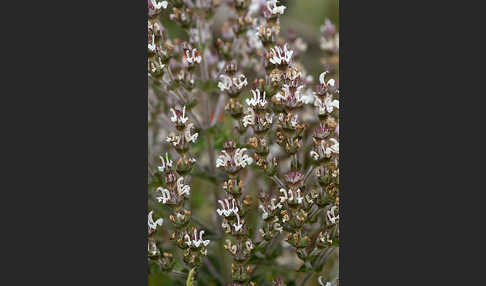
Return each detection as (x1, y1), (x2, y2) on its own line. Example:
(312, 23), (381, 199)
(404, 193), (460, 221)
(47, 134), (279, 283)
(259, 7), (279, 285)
(272, 175), (286, 189)
(210, 93), (226, 127)
(203, 257), (225, 285)
(303, 165), (314, 184)
(299, 272), (313, 286)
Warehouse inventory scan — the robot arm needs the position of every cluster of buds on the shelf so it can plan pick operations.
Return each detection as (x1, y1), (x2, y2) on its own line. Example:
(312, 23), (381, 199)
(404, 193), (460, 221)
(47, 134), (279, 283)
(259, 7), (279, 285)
(320, 18), (339, 72)
(243, 86), (274, 133)
(216, 142), (253, 175)
(243, 78), (278, 178)
(320, 19), (339, 54)
(148, 7), (172, 80)
(218, 63), (249, 123)
(299, 70), (339, 272)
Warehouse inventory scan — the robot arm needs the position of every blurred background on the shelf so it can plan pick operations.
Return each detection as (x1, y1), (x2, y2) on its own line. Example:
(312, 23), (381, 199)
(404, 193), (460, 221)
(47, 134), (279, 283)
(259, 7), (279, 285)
(149, 0), (339, 285)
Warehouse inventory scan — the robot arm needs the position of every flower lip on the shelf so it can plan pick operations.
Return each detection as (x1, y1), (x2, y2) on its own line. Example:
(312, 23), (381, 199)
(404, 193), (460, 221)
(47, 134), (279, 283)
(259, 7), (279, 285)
(185, 228), (210, 248)
(264, 0), (286, 18)
(183, 48), (202, 66)
(217, 198), (239, 217)
(170, 105), (189, 125)
(268, 44), (293, 66)
(246, 89), (267, 109)
(158, 152), (173, 173)
(148, 210), (163, 231)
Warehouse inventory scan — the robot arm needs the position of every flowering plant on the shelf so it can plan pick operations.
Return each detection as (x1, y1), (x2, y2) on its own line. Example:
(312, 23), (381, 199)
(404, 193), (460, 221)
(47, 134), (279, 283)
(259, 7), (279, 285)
(148, 1), (339, 285)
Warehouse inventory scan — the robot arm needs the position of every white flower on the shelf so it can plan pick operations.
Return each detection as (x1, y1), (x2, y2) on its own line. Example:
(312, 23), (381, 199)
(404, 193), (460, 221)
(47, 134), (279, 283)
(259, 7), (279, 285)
(313, 138), (339, 160)
(176, 177), (190, 197)
(279, 188), (289, 203)
(216, 148), (253, 169)
(269, 44), (293, 65)
(158, 152), (172, 173)
(328, 138), (339, 154)
(216, 198), (239, 217)
(275, 84), (306, 106)
(319, 71), (335, 87)
(156, 187), (171, 204)
(148, 34), (156, 52)
(319, 231), (333, 245)
(295, 85), (306, 102)
(259, 204), (269, 220)
(170, 106), (189, 125)
(320, 34), (339, 52)
(295, 189), (303, 204)
(166, 133), (181, 146)
(225, 239), (238, 254)
(184, 122), (198, 143)
(185, 229), (210, 248)
(246, 89), (267, 108)
(218, 74), (232, 91)
(314, 94), (339, 115)
(318, 276), (332, 286)
(324, 93), (339, 113)
(266, 0), (286, 16)
(234, 148), (253, 167)
(233, 74), (248, 90)
(327, 205), (339, 224)
(184, 48), (201, 65)
(216, 150), (231, 168)
(264, 113), (273, 125)
(233, 213), (243, 231)
(323, 138), (339, 156)
(218, 74), (247, 92)
(279, 188), (303, 204)
(278, 113), (299, 128)
(242, 108), (255, 127)
(290, 113), (299, 128)
(151, 0), (168, 10)
(148, 210), (163, 231)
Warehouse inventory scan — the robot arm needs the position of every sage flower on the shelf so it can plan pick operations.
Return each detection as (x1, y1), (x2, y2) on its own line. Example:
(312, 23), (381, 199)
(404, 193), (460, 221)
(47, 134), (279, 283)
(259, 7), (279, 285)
(184, 228), (210, 248)
(269, 44), (293, 65)
(327, 205), (339, 224)
(148, 210), (163, 232)
(158, 152), (173, 173)
(216, 198), (239, 217)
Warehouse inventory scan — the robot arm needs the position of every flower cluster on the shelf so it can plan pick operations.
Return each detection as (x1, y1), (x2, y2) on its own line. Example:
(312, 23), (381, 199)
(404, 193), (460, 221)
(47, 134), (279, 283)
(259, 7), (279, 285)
(320, 18), (339, 54)
(216, 147), (253, 174)
(215, 140), (254, 283)
(149, 59), (210, 272)
(320, 18), (339, 73)
(148, 0), (339, 283)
